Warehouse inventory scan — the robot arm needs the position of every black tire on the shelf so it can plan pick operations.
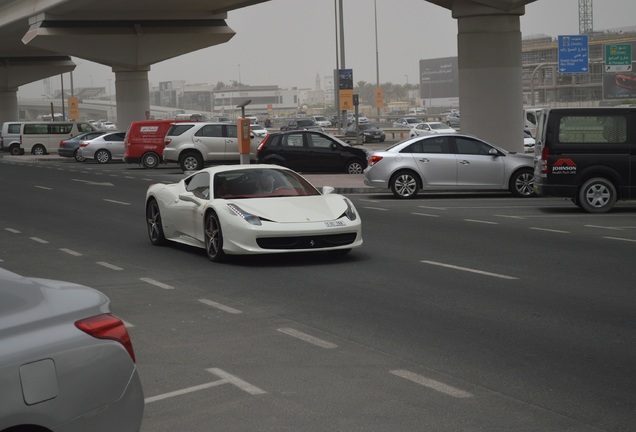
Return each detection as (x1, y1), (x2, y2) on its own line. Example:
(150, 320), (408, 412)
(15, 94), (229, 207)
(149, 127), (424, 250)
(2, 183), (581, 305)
(95, 149), (111, 164)
(146, 199), (167, 245)
(9, 145), (21, 156)
(73, 149), (86, 162)
(577, 177), (617, 213)
(204, 211), (226, 262)
(345, 159), (364, 174)
(509, 168), (535, 197)
(180, 152), (203, 171)
(31, 144), (46, 156)
(390, 170), (419, 199)
(142, 152), (160, 169)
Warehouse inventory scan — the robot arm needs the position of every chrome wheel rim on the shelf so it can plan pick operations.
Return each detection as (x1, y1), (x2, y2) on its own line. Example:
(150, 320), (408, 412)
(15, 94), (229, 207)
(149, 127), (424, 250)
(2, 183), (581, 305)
(395, 175), (417, 197)
(183, 156), (199, 171)
(585, 184), (610, 208)
(205, 215), (221, 258)
(348, 162), (363, 174)
(515, 172), (534, 196)
(96, 150), (109, 163)
(147, 202), (162, 242)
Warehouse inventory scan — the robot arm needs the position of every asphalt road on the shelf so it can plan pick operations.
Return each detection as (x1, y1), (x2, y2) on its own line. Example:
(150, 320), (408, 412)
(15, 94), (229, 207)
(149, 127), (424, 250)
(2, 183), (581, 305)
(1, 157), (635, 432)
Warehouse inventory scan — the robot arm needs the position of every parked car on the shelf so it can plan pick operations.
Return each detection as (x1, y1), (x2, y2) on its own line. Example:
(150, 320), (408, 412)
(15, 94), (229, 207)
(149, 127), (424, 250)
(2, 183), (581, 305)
(392, 117), (424, 129)
(410, 122), (456, 137)
(0, 267), (144, 432)
(78, 131), (127, 163)
(445, 111), (461, 128)
(257, 130), (368, 174)
(123, 119), (192, 168)
(0, 121), (23, 155)
(280, 118), (323, 132)
(355, 115), (370, 124)
(344, 123), (386, 143)
(145, 165), (363, 262)
(312, 115), (332, 127)
(58, 131), (109, 162)
(363, 133), (535, 198)
(523, 130), (535, 154)
(100, 121), (117, 130)
(163, 122), (259, 172)
(250, 123), (269, 138)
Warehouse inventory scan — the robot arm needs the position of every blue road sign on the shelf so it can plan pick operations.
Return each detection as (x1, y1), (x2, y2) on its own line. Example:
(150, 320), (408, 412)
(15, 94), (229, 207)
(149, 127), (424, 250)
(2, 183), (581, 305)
(558, 35), (589, 73)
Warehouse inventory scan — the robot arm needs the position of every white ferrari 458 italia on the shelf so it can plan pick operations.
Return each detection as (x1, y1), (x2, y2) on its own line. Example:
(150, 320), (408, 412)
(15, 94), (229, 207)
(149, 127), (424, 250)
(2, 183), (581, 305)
(145, 165), (363, 262)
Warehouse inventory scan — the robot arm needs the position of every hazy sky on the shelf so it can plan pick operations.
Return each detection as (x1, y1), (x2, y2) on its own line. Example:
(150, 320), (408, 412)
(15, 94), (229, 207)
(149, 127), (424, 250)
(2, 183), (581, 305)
(18, 0), (636, 98)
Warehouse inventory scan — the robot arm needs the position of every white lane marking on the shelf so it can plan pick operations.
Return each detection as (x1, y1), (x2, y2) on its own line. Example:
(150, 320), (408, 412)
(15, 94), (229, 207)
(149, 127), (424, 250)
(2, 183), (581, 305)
(277, 328), (338, 349)
(30, 237), (49, 244)
(103, 199), (131, 205)
(198, 298), (242, 314)
(364, 206), (389, 211)
(586, 225), (624, 231)
(421, 260), (517, 280)
(5, 228), (21, 234)
(604, 236), (636, 243)
(35, 185), (52, 190)
(206, 368), (267, 395)
(418, 206), (448, 210)
(411, 212), (440, 217)
(96, 261), (123, 271)
(72, 179), (114, 186)
(60, 248), (82, 256)
(145, 380), (226, 404)
(495, 214), (526, 219)
(140, 277), (174, 290)
(464, 219), (499, 225)
(390, 369), (473, 398)
(529, 227), (570, 234)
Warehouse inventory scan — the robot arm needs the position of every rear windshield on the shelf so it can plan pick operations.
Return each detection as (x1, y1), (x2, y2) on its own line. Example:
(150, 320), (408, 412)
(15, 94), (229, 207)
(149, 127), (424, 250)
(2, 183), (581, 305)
(166, 124), (194, 136)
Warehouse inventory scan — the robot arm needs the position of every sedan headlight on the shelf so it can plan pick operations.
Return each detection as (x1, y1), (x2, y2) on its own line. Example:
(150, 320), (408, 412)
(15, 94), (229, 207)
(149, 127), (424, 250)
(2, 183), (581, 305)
(227, 203), (262, 226)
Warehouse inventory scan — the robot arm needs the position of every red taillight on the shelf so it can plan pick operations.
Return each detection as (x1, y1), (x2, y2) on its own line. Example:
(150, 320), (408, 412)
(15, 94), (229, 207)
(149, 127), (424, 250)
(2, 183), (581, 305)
(368, 155), (383, 166)
(164, 138), (172, 145)
(80, 142), (88, 147)
(540, 145), (549, 174)
(75, 314), (136, 362)
(257, 134), (270, 152)
(60, 140), (67, 147)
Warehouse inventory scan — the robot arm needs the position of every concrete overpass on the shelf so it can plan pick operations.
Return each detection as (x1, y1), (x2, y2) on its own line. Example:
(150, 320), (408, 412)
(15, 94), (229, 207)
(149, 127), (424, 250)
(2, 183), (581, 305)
(1, 0), (536, 151)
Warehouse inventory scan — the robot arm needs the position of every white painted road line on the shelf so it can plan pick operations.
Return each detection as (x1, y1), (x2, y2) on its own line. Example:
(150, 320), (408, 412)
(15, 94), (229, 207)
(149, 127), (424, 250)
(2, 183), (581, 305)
(5, 228), (21, 234)
(198, 298), (242, 314)
(140, 277), (175, 290)
(30, 237), (49, 244)
(390, 369), (473, 398)
(412, 212), (440, 218)
(364, 206), (390, 211)
(604, 236), (636, 243)
(207, 368), (267, 395)
(103, 199), (131, 205)
(277, 327), (338, 349)
(96, 261), (123, 271)
(586, 225), (624, 231)
(421, 260), (518, 280)
(60, 248), (82, 256)
(145, 380), (226, 404)
(35, 185), (52, 190)
(464, 219), (499, 225)
(529, 227), (570, 234)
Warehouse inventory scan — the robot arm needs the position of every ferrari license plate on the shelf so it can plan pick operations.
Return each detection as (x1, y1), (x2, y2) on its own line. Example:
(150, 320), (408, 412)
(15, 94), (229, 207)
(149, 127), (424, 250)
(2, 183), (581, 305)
(325, 221), (345, 227)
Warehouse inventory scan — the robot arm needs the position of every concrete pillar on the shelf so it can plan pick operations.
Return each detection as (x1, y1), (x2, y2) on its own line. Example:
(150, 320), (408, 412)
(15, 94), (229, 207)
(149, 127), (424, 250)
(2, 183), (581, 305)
(454, 4), (524, 152)
(113, 67), (150, 131)
(0, 90), (19, 123)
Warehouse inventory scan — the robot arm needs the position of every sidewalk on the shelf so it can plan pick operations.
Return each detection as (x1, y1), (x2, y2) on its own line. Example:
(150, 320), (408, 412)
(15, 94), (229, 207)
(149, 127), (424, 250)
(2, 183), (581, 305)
(1, 153), (377, 194)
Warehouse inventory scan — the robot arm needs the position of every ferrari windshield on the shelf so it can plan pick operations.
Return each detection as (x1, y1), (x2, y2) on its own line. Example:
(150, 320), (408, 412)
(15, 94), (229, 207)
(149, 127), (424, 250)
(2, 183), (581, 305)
(213, 168), (321, 199)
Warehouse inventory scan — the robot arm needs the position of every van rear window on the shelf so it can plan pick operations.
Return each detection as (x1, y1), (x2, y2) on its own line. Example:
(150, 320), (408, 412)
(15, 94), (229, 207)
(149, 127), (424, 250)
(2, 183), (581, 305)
(166, 124), (194, 136)
(558, 115), (626, 144)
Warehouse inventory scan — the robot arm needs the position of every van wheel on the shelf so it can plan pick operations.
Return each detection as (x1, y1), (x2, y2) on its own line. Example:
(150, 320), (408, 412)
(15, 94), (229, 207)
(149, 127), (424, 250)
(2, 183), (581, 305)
(578, 177), (617, 213)
(142, 152), (160, 169)
(31, 144), (46, 155)
(390, 170), (419, 199)
(95, 149), (111, 164)
(180, 152), (203, 171)
(9, 145), (21, 156)
(509, 168), (535, 197)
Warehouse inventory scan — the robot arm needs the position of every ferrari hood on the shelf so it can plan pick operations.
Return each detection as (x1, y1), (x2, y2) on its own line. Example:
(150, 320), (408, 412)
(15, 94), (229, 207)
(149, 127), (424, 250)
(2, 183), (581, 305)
(228, 195), (350, 223)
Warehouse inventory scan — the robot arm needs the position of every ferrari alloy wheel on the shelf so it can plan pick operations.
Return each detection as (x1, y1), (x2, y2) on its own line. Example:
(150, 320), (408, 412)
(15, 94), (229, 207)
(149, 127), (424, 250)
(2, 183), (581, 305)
(146, 199), (167, 245)
(204, 211), (226, 262)
(95, 149), (111, 164)
(509, 168), (535, 197)
(390, 170), (419, 199)
(346, 159), (364, 174)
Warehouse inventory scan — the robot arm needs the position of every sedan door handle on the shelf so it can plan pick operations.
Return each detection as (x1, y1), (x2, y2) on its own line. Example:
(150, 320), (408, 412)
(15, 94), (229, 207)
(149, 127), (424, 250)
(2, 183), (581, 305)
(459, 160), (470, 165)
(418, 158), (430, 163)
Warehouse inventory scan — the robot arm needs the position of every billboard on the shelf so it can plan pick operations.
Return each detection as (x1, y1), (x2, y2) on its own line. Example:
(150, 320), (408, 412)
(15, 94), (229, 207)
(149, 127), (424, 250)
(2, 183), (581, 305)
(603, 41), (636, 100)
(419, 57), (459, 100)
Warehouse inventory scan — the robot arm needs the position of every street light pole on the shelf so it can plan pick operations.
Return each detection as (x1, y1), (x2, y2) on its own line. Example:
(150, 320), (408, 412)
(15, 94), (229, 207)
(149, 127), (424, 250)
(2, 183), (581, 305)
(374, 0), (380, 120)
(404, 75), (409, 111)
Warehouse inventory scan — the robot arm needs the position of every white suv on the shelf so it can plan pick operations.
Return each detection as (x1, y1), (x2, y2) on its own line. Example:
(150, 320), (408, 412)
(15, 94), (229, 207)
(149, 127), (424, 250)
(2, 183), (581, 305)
(163, 122), (259, 171)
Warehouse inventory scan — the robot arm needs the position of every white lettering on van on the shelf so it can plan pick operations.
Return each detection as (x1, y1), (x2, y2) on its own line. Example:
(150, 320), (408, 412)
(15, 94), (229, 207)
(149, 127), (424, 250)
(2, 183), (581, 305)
(140, 126), (159, 133)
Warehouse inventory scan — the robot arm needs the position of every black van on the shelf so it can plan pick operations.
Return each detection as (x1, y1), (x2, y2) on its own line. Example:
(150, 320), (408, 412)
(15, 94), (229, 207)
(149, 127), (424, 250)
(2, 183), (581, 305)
(533, 107), (635, 213)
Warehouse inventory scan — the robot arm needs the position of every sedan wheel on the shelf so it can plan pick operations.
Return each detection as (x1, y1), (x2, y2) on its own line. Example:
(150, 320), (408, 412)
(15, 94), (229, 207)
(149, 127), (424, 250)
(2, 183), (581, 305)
(578, 177), (616, 213)
(146, 199), (167, 245)
(74, 149), (86, 162)
(390, 171), (419, 199)
(95, 149), (111, 164)
(346, 159), (364, 174)
(509, 169), (535, 197)
(204, 211), (226, 262)
(142, 152), (159, 169)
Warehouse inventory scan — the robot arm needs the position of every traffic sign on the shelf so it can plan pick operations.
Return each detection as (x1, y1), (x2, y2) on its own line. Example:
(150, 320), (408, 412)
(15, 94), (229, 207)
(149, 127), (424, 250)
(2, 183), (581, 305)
(558, 35), (589, 73)
(605, 44), (632, 72)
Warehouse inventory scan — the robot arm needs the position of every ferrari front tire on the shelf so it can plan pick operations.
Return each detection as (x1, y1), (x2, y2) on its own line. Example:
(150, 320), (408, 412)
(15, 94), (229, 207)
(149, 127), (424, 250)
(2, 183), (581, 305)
(205, 211), (226, 262)
(146, 199), (167, 245)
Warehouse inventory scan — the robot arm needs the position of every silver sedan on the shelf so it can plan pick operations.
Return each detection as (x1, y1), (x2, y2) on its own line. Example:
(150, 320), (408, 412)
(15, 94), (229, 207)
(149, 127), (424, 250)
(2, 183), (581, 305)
(78, 131), (126, 163)
(0, 267), (144, 432)
(363, 133), (535, 198)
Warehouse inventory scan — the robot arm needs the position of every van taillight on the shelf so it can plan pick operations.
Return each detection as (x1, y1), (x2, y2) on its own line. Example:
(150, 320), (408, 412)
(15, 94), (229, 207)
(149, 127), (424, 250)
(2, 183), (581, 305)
(540, 145), (549, 174)
(75, 314), (136, 362)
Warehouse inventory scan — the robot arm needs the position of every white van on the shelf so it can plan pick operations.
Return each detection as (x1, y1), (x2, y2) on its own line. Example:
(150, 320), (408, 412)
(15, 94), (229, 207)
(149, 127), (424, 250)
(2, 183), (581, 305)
(0, 122), (23, 155)
(19, 121), (98, 155)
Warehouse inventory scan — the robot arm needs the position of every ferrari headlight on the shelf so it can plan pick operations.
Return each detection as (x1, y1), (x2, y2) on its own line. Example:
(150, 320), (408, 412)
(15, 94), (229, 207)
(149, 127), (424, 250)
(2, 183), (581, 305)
(343, 198), (357, 221)
(227, 203), (262, 226)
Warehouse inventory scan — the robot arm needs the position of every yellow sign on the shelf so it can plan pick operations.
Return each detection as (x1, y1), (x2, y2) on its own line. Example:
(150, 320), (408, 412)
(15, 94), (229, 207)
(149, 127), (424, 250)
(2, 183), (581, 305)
(375, 87), (384, 108)
(68, 97), (79, 120)
(339, 89), (353, 111)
